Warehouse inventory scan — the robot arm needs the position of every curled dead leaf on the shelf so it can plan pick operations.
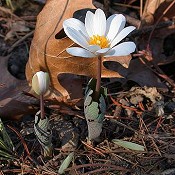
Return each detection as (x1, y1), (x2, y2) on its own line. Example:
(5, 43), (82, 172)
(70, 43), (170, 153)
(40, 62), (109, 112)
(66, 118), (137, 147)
(26, 0), (132, 101)
(0, 56), (38, 119)
(142, 0), (175, 26)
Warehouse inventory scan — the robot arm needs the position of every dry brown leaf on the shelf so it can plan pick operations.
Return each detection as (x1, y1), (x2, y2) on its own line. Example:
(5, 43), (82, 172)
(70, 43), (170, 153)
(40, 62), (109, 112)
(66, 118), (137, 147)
(142, 0), (175, 26)
(138, 23), (175, 65)
(25, 0), (132, 101)
(154, 0), (175, 22)
(109, 59), (167, 89)
(0, 56), (38, 120)
(127, 59), (167, 89)
(142, 0), (164, 25)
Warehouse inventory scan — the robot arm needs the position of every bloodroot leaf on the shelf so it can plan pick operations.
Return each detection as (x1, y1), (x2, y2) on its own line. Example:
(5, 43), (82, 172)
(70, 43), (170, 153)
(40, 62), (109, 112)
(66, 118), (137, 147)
(84, 79), (107, 140)
(58, 152), (74, 174)
(112, 139), (145, 151)
(34, 111), (52, 157)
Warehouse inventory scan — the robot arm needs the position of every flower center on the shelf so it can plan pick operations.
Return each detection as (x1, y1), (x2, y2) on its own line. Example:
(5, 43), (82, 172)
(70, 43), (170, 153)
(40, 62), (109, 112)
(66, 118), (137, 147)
(89, 35), (109, 49)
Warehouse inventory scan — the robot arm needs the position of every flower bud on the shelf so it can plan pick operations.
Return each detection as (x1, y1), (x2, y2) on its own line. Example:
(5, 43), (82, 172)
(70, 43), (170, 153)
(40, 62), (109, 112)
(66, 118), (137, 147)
(32, 71), (50, 95)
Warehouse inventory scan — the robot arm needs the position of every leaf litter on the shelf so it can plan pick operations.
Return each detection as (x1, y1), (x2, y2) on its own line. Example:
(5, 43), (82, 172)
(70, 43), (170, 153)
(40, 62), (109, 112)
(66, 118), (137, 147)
(0, 0), (175, 174)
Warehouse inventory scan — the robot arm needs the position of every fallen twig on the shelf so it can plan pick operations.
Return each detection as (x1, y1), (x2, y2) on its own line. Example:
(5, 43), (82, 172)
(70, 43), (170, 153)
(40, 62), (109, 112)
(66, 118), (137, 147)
(8, 30), (34, 53)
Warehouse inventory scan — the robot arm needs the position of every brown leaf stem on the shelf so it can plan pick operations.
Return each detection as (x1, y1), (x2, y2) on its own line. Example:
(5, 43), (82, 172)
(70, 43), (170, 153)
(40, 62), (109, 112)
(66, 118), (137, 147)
(40, 94), (45, 120)
(94, 55), (102, 101)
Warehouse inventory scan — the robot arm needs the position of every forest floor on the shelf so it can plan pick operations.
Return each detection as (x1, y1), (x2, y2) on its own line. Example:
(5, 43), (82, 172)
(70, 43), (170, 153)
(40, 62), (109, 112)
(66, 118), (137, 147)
(0, 0), (175, 174)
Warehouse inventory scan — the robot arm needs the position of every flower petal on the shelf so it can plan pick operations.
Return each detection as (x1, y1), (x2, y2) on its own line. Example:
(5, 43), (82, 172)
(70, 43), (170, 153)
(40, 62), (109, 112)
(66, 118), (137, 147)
(93, 9), (106, 36)
(85, 11), (95, 37)
(107, 14), (126, 42)
(32, 71), (50, 95)
(96, 48), (110, 54)
(104, 42), (136, 57)
(66, 47), (96, 58)
(87, 45), (101, 52)
(105, 14), (117, 36)
(110, 26), (136, 48)
(63, 27), (88, 48)
(63, 18), (89, 39)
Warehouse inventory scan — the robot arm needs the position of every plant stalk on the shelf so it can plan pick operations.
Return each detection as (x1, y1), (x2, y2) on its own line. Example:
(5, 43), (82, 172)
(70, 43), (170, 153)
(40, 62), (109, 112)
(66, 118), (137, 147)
(40, 94), (45, 120)
(94, 55), (102, 101)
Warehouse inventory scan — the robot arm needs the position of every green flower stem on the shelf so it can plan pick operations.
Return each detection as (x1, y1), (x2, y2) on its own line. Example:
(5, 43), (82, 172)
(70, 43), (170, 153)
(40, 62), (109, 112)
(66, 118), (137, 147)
(94, 55), (102, 101)
(40, 94), (45, 120)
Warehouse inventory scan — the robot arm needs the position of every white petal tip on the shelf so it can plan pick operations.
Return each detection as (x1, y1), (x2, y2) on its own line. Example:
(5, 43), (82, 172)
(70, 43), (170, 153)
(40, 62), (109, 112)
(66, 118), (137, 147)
(66, 47), (95, 58)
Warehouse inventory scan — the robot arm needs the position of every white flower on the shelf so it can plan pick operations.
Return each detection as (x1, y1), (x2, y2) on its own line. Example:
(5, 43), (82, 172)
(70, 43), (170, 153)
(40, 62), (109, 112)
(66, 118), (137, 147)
(63, 8), (136, 58)
(32, 71), (50, 95)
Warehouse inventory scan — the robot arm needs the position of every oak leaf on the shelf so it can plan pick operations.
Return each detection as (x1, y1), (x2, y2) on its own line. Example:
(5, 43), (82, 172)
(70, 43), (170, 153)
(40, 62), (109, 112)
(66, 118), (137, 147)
(26, 0), (132, 100)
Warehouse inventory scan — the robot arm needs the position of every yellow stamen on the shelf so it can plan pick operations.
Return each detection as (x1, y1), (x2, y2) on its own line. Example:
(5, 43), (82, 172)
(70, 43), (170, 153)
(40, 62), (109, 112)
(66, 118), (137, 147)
(89, 35), (109, 48)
